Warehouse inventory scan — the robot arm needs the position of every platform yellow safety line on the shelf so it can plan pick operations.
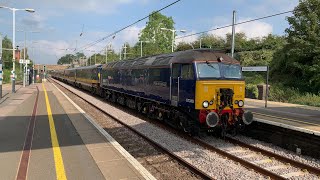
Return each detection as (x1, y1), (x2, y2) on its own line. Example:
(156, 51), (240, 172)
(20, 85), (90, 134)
(42, 83), (67, 180)
(253, 112), (320, 126)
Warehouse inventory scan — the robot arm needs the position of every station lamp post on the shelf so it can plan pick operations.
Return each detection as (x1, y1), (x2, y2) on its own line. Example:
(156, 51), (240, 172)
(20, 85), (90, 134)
(139, 40), (150, 57)
(0, 6), (35, 93)
(160, 28), (186, 52)
(31, 41), (38, 84)
(105, 35), (115, 64)
(17, 30), (39, 87)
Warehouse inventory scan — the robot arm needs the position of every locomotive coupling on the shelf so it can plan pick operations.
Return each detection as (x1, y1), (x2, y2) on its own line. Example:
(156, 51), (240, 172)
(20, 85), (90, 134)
(242, 111), (253, 125)
(206, 111), (219, 127)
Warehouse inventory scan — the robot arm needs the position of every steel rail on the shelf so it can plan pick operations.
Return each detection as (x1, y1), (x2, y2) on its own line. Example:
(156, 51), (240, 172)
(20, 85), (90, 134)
(225, 137), (320, 176)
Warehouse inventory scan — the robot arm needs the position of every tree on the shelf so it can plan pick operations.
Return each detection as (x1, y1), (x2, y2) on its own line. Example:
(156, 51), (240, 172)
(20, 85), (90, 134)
(2, 36), (13, 69)
(271, 0), (320, 92)
(139, 11), (175, 55)
(176, 42), (194, 51)
(88, 53), (102, 65)
(226, 32), (259, 51)
(259, 34), (286, 50)
(197, 34), (225, 49)
(57, 54), (76, 65)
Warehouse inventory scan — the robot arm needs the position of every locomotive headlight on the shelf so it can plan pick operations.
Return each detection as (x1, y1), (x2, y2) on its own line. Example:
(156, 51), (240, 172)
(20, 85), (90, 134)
(238, 100), (244, 107)
(234, 100), (239, 105)
(202, 101), (209, 108)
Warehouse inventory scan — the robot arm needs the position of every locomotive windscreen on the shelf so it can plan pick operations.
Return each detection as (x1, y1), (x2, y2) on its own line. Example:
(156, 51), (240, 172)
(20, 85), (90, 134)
(196, 62), (242, 79)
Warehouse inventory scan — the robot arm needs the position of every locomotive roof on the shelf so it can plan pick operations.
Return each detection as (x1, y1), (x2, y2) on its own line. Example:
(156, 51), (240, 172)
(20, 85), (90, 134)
(65, 64), (101, 71)
(103, 49), (239, 69)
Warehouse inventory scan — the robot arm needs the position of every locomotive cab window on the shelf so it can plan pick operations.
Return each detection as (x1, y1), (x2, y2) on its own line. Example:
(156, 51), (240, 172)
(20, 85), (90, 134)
(196, 62), (242, 79)
(172, 64), (180, 78)
(181, 64), (194, 80)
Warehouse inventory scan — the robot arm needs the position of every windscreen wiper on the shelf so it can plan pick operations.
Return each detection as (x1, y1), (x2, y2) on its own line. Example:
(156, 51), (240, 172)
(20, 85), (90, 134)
(206, 61), (217, 70)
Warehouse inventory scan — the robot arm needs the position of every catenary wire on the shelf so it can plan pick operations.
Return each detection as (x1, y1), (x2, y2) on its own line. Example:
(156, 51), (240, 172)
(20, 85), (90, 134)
(78, 0), (182, 52)
(176, 10), (293, 39)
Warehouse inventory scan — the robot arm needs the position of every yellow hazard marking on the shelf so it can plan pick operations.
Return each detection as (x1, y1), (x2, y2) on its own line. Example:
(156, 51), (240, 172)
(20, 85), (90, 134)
(42, 83), (67, 180)
(253, 112), (320, 126)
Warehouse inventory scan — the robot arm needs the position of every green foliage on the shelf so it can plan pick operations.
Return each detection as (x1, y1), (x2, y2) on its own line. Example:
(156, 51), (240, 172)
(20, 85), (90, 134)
(1, 35), (13, 69)
(290, 93), (320, 107)
(226, 32), (258, 51)
(88, 53), (104, 65)
(3, 69), (11, 84)
(238, 50), (275, 66)
(271, 0), (320, 93)
(268, 83), (299, 102)
(198, 34), (225, 49)
(57, 54), (76, 65)
(139, 11), (175, 55)
(268, 83), (320, 107)
(2, 62), (23, 84)
(259, 34), (286, 50)
(245, 83), (259, 99)
(176, 42), (194, 51)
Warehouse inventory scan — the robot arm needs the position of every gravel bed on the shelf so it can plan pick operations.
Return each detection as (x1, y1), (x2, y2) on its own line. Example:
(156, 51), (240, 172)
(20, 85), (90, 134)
(231, 135), (320, 169)
(53, 79), (265, 179)
(54, 81), (200, 180)
(202, 136), (320, 179)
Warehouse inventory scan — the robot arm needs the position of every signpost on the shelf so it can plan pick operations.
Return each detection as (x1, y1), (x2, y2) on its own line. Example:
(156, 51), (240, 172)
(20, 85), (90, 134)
(19, 59), (30, 64)
(242, 66), (269, 108)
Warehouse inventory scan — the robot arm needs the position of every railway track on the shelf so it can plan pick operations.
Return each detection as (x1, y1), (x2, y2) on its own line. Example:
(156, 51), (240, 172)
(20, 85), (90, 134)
(50, 78), (320, 179)
(199, 137), (320, 179)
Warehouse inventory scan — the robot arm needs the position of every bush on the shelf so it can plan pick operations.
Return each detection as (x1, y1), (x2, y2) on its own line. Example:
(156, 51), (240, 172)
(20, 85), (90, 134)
(245, 83), (258, 99)
(268, 83), (299, 102)
(2, 63), (23, 84)
(3, 69), (11, 84)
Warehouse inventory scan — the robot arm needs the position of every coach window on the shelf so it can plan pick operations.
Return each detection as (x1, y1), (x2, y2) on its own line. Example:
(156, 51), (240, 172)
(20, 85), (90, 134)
(181, 64), (194, 80)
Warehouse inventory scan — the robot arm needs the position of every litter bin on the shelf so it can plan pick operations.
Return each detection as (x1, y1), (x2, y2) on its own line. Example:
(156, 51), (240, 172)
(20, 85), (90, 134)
(257, 84), (270, 100)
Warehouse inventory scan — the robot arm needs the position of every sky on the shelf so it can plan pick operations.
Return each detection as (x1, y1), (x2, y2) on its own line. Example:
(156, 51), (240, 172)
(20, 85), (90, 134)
(0, 0), (299, 64)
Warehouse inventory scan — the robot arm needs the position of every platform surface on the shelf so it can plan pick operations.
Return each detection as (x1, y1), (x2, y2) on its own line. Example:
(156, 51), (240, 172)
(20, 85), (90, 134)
(246, 98), (320, 135)
(0, 82), (154, 180)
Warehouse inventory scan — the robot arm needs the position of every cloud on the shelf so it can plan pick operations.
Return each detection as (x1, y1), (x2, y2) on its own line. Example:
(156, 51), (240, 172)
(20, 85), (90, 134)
(249, 0), (299, 15)
(210, 18), (273, 39)
(119, 26), (143, 45)
(27, 0), (147, 14)
(175, 31), (198, 45)
(20, 14), (46, 30)
(18, 39), (71, 64)
(80, 25), (144, 54)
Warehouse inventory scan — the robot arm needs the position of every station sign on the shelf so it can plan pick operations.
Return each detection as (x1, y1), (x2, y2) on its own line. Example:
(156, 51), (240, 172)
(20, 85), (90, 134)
(242, 66), (268, 72)
(19, 59), (30, 64)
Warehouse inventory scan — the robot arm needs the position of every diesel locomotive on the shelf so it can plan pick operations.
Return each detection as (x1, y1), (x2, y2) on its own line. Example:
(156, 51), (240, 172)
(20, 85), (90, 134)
(52, 49), (253, 136)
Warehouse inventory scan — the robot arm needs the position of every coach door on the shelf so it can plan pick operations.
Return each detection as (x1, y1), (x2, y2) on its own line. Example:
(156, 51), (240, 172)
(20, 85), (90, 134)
(170, 63), (181, 106)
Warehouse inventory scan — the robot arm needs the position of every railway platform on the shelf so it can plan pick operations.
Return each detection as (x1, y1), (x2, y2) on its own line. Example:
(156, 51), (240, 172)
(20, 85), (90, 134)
(246, 98), (320, 136)
(0, 82), (155, 180)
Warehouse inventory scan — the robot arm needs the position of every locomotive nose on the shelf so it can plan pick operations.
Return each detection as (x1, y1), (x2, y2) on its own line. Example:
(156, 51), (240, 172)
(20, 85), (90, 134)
(242, 111), (253, 125)
(206, 112), (219, 127)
